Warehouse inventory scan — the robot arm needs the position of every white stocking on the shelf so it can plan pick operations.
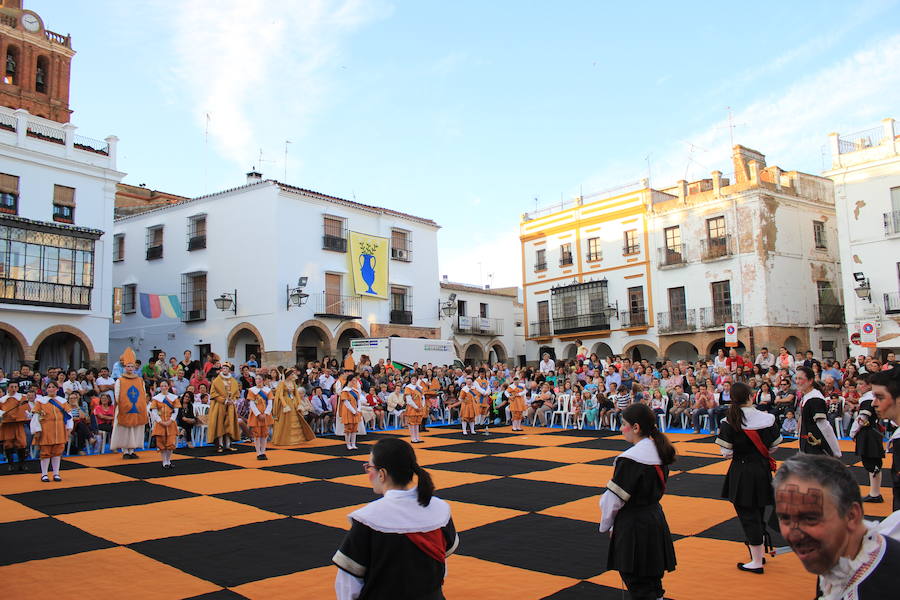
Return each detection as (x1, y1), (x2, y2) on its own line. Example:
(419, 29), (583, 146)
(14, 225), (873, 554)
(50, 455), (61, 475)
(345, 434), (353, 448)
(40, 457), (50, 476)
(350, 433), (357, 448)
(223, 435), (232, 449)
(259, 437), (267, 454)
(743, 544), (764, 569)
(870, 471), (882, 496)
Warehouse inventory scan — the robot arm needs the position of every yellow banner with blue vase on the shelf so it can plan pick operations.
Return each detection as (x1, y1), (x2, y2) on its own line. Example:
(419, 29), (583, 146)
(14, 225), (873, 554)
(348, 231), (389, 299)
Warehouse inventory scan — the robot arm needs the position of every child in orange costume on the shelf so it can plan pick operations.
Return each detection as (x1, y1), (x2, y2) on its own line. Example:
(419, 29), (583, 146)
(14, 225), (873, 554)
(459, 378), (478, 435)
(150, 379), (181, 469)
(30, 382), (73, 482)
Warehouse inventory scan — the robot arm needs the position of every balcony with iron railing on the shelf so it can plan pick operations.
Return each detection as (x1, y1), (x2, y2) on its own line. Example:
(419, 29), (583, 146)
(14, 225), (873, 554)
(146, 245), (163, 260)
(657, 309), (697, 334)
(619, 309), (649, 328)
(454, 316), (504, 336)
(553, 312), (612, 335)
(884, 210), (900, 236)
(814, 304), (844, 325)
(559, 254), (573, 267)
(533, 262), (547, 272)
(658, 245), (686, 268)
(623, 243), (641, 256)
(838, 126), (885, 154)
(0, 279), (91, 310)
(700, 235), (733, 261)
(528, 320), (552, 338)
(312, 292), (362, 319)
(698, 303), (741, 329)
(322, 227), (348, 252)
(885, 292), (900, 315)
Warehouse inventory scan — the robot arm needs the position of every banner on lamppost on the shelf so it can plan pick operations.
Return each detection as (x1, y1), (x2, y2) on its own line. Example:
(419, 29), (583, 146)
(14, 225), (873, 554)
(348, 231), (389, 299)
(112, 287), (123, 324)
(860, 321), (877, 348)
(724, 323), (738, 347)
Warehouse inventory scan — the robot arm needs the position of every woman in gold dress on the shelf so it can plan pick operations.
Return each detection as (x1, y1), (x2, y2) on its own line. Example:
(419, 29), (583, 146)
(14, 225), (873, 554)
(272, 368), (316, 446)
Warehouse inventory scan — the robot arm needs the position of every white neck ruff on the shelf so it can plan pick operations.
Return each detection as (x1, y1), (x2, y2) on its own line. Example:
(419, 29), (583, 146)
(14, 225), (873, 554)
(349, 487), (451, 534)
(740, 406), (775, 430)
(616, 436), (661, 466)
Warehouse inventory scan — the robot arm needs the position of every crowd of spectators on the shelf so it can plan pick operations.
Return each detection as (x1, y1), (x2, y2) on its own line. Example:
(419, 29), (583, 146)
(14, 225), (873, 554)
(0, 344), (897, 460)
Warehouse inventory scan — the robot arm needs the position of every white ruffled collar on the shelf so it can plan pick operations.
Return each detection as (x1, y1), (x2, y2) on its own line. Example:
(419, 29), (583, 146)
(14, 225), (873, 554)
(349, 487), (451, 534)
(741, 406), (775, 430)
(616, 436), (661, 466)
(818, 522), (886, 600)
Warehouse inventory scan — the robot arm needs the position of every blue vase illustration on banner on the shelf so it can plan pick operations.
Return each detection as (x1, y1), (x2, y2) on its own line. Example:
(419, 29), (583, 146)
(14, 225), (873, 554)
(359, 253), (377, 294)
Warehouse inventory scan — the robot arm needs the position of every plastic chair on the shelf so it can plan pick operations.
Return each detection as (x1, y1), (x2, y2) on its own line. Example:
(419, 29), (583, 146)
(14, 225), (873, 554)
(699, 414), (710, 433)
(549, 395), (570, 428)
(656, 397), (669, 433)
(193, 403), (210, 447)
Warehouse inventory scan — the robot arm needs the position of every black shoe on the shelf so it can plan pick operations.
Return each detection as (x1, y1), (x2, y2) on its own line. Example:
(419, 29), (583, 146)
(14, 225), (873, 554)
(863, 495), (884, 503)
(162, 464), (170, 470)
(227, 446), (238, 452)
(256, 454), (264, 460)
(41, 475), (49, 482)
(259, 454), (268, 460)
(53, 474), (62, 482)
(736, 563), (764, 574)
(217, 446), (224, 453)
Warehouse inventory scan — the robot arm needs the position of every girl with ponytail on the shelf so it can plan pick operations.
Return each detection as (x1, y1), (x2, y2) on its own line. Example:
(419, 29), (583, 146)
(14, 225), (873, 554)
(599, 403), (676, 599)
(716, 381), (783, 574)
(333, 438), (458, 599)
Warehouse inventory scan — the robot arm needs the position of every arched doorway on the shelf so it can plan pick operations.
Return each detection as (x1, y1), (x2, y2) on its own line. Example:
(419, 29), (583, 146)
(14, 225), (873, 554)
(665, 341), (699, 363)
(227, 324), (264, 366)
(35, 332), (88, 372)
(562, 343), (578, 360)
(464, 343), (484, 366)
(628, 343), (658, 363)
(488, 341), (508, 364)
(0, 329), (24, 373)
(538, 346), (556, 361)
(294, 323), (331, 367)
(336, 326), (366, 362)
(784, 336), (802, 355)
(591, 342), (613, 361)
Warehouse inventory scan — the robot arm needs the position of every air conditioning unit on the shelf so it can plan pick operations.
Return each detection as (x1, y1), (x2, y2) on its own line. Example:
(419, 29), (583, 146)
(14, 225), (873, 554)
(392, 248), (410, 261)
(186, 309), (204, 321)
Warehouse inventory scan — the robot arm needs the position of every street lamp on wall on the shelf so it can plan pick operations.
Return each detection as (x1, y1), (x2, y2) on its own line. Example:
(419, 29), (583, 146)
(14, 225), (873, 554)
(214, 289), (237, 314)
(439, 293), (458, 318)
(287, 277), (310, 310)
(853, 272), (871, 302)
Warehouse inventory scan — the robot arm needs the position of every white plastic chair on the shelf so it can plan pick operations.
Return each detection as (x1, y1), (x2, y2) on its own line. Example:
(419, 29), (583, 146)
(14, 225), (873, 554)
(193, 403), (210, 447)
(569, 399), (585, 429)
(656, 396), (669, 432)
(549, 394), (570, 428)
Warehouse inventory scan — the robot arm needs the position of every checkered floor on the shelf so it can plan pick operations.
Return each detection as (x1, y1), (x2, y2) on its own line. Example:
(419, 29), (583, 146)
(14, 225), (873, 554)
(0, 426), (892, 600)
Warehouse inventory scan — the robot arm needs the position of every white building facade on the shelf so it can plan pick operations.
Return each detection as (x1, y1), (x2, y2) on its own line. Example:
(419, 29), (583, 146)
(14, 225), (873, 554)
(110, 175), (442, 367)
(824, 118), (900, 357)
(438, 280), (521, 366)
(0, 106), (122, 371)
(521, 145), (847, 364)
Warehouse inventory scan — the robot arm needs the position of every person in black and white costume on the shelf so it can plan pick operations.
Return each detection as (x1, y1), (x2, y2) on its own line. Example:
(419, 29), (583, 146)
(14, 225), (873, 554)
(795, 366), (841, 458)
(850, 373), (886, 503)
(333, 438), (459, 599)
(599, 403), (677, 600)
(716, 382), (782, 574)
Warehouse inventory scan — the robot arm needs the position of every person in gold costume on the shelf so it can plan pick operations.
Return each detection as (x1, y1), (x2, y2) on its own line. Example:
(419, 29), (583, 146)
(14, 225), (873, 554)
(272, 368), (316, 446)
(208, 362), (241, 452)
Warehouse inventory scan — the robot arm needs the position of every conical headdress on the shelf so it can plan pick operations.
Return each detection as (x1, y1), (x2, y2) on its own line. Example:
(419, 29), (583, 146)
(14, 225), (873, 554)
(120, 347), (136, 366)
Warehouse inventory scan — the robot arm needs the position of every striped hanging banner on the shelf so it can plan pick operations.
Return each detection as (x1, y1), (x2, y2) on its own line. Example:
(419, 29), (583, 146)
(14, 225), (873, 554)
(139, 293), (184, 319)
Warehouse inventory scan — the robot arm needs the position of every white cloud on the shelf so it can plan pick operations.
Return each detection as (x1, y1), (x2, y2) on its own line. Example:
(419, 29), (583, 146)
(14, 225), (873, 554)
(581, 33), (900, 192)
(165, 0), (390, 169)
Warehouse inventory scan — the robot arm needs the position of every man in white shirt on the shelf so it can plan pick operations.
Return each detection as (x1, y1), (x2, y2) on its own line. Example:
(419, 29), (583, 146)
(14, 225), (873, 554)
(538, 353), (555, 375)
(96, 367), (116, 405)
(754, 347), (775, 371)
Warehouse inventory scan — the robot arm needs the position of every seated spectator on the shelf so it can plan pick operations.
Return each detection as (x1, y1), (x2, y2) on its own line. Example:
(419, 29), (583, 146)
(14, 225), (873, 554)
(386, 387), (406, 427)
(526, 383), (556, 427)
(177, 391), (197, 447)
(310, 386), (333, 432)
(691, 383), (717, 433)
(92, 393), (115, 437)
(755, 381), (776, 412)
(609, 384), (632, 425)
(650, 389), (666, 416)
(781, 410), (798, 437)
(66, 391), (95, 454)
(669, 385), (691, 420)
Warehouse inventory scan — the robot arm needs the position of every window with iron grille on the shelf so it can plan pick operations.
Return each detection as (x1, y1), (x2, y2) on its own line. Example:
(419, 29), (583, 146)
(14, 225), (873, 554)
(0, 173), (19, 215)
(550, 280), (610, 334)
(586, 237), (601, 261)
(559, 243), (573, 266)
(664, 226), (682, 253)
(323, 216), (347, 252)
(390, 285), (413, 324)
(623, 229), (640, 254)
(0, 222), (96, 309)
(813, 220), (826, 249)
(146, 226), (163, 260)
(534, 248), (546, 271)
(123, 283), (136, 313)
(391, 228), (412, 261)
(113, 234), (124, 262)
(181, 272), (207, 322)
(188, 214), (206, 251)
(52, 185), (75, 223)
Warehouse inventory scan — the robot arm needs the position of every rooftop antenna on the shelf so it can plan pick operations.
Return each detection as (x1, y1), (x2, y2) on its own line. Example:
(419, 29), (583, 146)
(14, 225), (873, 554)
(283, 140), (291, 182)
(719, 106), (746, 148)
(645, 153), (652, 188)
(257, 148), (275, 175)
(203, 111), (210, 194)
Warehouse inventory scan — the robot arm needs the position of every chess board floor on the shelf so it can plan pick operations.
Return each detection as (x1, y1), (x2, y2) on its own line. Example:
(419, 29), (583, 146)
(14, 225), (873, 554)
(0, 425), (892, 600)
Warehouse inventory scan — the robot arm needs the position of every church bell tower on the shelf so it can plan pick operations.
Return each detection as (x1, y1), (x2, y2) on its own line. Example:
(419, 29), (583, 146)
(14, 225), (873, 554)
(0, 0), (74, 123)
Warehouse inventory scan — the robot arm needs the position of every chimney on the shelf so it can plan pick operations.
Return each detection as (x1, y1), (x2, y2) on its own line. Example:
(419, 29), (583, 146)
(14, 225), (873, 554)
(732, 145), (766, 183)
(748, 160), (760, 183)
(246, 169), (262, 184)
(711, 170), (722, 196)
(677, 180), (687, 203)
(769, 166), (782, 191)
(442, 274), (448, 282)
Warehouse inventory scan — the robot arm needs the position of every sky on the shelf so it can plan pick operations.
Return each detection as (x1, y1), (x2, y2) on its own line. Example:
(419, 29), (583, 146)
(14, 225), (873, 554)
(33, 0), (900, 287)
